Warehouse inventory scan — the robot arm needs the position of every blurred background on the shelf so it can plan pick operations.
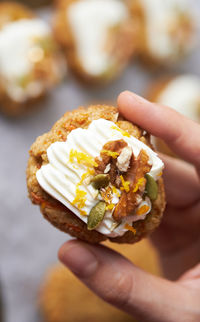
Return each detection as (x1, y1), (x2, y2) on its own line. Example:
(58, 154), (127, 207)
(0, 1), (200, 321)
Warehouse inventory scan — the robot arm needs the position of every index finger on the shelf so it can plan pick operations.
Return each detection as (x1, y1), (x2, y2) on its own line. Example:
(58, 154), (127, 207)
(117, 91), (200, 170)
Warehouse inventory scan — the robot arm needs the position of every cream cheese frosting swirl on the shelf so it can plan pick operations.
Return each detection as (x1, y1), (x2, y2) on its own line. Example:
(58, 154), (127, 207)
(36, 119), (164, 237)
(0, 18), (63, 102)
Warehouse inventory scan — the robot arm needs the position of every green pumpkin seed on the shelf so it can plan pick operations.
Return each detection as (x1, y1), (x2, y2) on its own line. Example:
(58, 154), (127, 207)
(87, 201), (106, 230)
(145, 174), (158, 201)
(91, 174), (110, 190)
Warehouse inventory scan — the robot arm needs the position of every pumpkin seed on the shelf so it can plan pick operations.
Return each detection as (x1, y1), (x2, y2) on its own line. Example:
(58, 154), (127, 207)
(87, 201), (106, 230)
(145, 174), (158, 201)
(91, 174), (110, 190)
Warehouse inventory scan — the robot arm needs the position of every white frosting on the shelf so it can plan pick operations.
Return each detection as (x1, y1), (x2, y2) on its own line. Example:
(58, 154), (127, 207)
(0, 19), (50, 102)
(67, 0), (129, 75)
(157, 75), (200, 121)
(140, 0), (194, 61)
(37, 119), (164, 237)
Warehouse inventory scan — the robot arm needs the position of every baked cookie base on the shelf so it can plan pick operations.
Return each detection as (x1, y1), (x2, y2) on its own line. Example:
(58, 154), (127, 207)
(13, 0), (52, 8)
(27, 105), (166, 244)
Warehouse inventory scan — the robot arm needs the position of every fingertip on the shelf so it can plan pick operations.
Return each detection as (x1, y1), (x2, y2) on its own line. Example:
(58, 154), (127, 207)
(58, 239), (75, 262)
(117, 91), (150, 119)
(117, 90), (131, 104)
(117, 90), (134, 112)
(58, 240), (98, 278)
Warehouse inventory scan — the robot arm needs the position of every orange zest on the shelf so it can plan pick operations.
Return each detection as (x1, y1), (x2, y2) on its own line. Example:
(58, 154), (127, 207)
(111, 125), (130, 137)
(69, 149), (98, 167)
(136, 205), (150, 216)
(72, 186), (87, 209)
(106, 204), (115, 210)
(124, 223), (136, 234)
(112, 185), (121, 198)
(79, 168), (95, 185)
(101, 150), (119, 159)
(132, 177), (145, 193)
(120, 175), (130, 193)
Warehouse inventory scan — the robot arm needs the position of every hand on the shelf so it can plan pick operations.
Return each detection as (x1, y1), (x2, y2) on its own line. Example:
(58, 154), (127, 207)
(58, 92), (200, 322)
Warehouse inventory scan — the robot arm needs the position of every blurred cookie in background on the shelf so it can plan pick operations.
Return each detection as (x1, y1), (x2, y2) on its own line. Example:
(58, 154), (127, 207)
(131, 0), (197, 66)
(146, 74), (200, 156)
(0, 2), (66, 117)
(53, 0), (136, 84)
(3, 0), (52, 8)
(40, 240), (161, 322)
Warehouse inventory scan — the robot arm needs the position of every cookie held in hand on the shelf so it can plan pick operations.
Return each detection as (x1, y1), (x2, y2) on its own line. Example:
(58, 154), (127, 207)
(27, 105), (165, 244)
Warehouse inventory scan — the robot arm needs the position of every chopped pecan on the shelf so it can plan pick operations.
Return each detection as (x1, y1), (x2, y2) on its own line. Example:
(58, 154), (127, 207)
(116, 146), (132, 172)
(113, 149), (152, 222)
(95, 139), (128, 186)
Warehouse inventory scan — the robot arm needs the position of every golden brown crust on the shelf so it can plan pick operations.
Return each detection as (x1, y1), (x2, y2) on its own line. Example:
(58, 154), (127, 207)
(0, 2), (34, 29)
(53, 0), (136, 84)
(27, 105), (165, 244)
(0, 88), (47, 117)
(15, 0), (52, 8)
(39, 240), (161, 322)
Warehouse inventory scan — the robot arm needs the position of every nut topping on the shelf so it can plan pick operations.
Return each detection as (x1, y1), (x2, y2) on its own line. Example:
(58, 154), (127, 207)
(95, 139), (128, 186)
(113, 149), (152, 222)
(116, 145), (132, 172)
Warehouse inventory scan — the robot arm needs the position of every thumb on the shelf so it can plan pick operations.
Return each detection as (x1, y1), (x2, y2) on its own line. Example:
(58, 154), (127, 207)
(58, 240), (192, 322)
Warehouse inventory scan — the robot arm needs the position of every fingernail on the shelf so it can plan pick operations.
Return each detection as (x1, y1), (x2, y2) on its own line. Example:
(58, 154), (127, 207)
(124, 91), (147, 104)
(118, 91), (147, 108)
(58, 241), (98, 278)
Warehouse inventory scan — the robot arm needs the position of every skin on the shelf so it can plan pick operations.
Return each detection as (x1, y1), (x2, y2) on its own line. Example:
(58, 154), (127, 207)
(58, 91), (200, 322)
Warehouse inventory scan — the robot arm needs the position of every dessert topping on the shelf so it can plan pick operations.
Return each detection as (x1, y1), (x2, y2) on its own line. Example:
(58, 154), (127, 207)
(87, 201), (106, 230)
(91, 174), (110, 190)
(113, 149), (151, 222)
(145, 174), (158, 201)
(36, 119), (164, 237)
(116, 145), (132, 172)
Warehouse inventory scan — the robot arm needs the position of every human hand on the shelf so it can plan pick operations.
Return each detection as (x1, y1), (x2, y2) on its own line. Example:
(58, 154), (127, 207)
(117, 91), (200, 279)
(58, 92), (200, 322)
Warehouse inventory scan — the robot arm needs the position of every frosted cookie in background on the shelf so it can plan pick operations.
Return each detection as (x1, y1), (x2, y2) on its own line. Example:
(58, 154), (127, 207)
(147, 74), (200, 156)
(8, 0), (52, 8)
(0, 2), (66, 117)
(27, 104), (165, 244)
(40, 240), (161, 322)
(53, 0), (136, 84)
(131, 0), (197, 66)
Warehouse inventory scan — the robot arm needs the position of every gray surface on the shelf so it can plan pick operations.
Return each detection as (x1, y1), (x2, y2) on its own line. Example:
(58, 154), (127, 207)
(0, 5), (200, 322)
